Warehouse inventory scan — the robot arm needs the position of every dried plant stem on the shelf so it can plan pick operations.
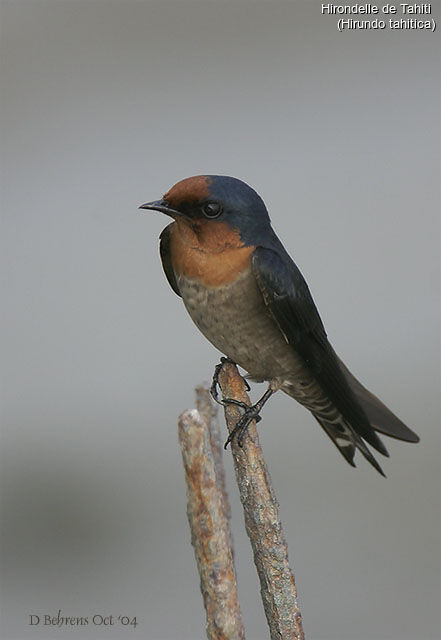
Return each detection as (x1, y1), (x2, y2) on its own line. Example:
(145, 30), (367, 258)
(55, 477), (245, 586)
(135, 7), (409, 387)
(218, 361), (305, 640)
(178, 403), (245, 640)
(195, 384), (231, 525)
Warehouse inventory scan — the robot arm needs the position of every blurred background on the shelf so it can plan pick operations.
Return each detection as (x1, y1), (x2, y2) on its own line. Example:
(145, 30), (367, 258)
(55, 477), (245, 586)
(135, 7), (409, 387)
(1, 1), (439, 639)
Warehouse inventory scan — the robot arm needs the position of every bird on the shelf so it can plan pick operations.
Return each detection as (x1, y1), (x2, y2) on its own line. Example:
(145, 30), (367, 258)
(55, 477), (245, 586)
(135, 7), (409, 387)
(140, 175), (419, 475)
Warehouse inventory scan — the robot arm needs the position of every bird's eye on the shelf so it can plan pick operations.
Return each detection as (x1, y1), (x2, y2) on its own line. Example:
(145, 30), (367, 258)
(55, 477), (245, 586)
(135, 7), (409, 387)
(202, 202), (222, 218)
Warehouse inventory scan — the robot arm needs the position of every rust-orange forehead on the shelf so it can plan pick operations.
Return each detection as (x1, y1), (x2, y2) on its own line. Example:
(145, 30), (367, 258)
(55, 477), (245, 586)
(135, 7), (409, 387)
(164, 175), (212, 207)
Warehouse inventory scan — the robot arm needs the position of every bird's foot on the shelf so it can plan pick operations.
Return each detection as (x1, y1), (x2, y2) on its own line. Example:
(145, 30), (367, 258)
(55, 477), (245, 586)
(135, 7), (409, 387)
(211, 358), (273, 449)
(210, 357), (250, 405)
(223, 403), (263, 449)
(223, 385), (275, 449)
(221, 397), (262, 421)
(210, 357), (229, 405)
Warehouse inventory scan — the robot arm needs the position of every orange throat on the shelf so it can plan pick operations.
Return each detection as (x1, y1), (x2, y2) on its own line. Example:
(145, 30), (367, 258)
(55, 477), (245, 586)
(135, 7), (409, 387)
(169, 219), (254, 287)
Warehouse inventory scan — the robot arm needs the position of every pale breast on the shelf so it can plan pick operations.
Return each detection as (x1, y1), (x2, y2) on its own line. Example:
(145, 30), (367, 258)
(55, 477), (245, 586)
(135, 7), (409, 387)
(177, 267), (307, 383)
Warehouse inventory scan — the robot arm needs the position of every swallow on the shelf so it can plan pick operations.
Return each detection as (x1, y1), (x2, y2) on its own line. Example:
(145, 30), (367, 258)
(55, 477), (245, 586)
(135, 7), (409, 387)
(141, 175), (419, 475)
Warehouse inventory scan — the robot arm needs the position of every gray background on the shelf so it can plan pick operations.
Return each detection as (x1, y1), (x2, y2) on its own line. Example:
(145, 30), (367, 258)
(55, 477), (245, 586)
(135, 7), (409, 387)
(1, 1), (440, 639)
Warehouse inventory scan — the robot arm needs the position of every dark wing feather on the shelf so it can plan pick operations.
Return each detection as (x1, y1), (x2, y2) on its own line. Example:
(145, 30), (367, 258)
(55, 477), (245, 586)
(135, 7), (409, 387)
(251, 245), (388, 456)
(159, 223), (181, 297)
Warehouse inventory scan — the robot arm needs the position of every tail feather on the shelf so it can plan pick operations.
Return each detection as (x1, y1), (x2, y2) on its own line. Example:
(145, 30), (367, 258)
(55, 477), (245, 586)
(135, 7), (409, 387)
(314, 414), (386, 476)
(338, 360), (420, 443)
(282, 358), (418, 475)
(353, 415), (390, 457)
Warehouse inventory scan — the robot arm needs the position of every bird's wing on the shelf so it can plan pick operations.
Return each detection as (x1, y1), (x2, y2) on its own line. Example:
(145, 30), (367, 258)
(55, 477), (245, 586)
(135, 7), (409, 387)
(251, 245), (388, 456)
(159, 223), (181, 297)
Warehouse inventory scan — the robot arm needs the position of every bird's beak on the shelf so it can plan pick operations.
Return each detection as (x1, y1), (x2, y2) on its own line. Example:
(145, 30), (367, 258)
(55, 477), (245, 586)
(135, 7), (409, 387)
(139, 199), (181, 218)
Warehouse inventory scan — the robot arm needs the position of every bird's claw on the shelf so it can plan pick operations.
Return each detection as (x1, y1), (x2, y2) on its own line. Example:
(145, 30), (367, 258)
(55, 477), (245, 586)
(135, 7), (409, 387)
(210, 356), (237, 406)
(221, 397), (250, 411)
(223, 404), (262, 449)
(219, 396), (262, 423)
(210, 358), (267, 449)
(210, 357), (231, 406)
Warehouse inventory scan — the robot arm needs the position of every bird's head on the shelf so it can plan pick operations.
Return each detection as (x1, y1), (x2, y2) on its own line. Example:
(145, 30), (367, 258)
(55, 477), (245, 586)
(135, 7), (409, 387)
(140, 175), (271, 246)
